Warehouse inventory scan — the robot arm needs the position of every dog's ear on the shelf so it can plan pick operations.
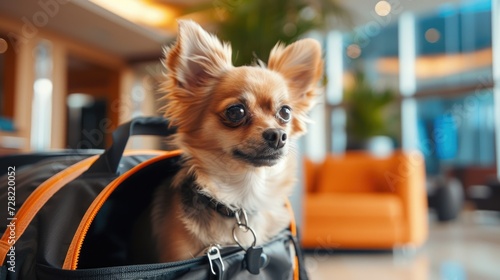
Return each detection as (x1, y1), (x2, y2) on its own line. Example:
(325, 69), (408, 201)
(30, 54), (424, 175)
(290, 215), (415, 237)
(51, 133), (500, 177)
(165, 20), (233, 90)
(163, 20), (233, 129)
(268, 39), (323, 135)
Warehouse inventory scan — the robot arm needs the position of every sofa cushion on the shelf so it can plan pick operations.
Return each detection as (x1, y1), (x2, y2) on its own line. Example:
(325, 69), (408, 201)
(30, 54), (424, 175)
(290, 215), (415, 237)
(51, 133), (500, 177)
(316, 153), (397, 193)
(302, 193), (404, 248)
(304, 193), (403, 220)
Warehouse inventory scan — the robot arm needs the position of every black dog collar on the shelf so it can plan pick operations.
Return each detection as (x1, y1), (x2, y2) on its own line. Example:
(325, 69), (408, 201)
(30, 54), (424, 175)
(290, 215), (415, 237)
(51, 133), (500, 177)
(180, 176), (237, 218)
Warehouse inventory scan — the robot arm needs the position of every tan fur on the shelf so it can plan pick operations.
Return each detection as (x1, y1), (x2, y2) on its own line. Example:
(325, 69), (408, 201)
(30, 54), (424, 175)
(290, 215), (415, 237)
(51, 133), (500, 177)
(153, 20), (323, 263)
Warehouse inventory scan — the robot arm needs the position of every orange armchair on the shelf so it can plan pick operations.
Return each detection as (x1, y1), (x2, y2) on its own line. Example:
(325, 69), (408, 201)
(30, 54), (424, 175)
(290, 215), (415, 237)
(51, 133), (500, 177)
(302, 151), (428, 249)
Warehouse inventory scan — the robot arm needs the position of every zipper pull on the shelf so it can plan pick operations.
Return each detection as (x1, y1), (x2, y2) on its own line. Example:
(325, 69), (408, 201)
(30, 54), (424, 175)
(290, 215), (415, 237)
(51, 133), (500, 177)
(206, 244), (225, 275)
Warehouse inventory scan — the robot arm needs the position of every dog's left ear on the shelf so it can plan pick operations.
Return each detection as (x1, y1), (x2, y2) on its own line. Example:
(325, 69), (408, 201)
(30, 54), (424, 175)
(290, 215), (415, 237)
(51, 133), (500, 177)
(268, 39), (323, 135)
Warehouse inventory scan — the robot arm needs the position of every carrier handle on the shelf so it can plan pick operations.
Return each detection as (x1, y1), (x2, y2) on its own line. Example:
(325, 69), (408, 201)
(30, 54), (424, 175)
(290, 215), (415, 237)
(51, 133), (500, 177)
(85, 117), (176, 174)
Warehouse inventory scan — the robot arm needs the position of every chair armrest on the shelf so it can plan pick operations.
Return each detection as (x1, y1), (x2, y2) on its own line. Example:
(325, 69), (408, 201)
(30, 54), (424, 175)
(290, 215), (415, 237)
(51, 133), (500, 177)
(389, 151), (428, 246)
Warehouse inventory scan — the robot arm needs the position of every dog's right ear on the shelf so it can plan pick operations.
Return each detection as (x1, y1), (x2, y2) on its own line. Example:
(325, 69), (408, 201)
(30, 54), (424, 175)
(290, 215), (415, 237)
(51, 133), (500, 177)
(163, 20), (233, 130)
(164, 20), (233, 90)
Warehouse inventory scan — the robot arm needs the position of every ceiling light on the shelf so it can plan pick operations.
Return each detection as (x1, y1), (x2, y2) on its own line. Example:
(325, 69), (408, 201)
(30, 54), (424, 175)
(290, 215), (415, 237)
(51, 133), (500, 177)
(425, 28), (441, 43)
(90, 0), (177, 29)
(347, 44), (362, 59)
(375, 1), (392, 17)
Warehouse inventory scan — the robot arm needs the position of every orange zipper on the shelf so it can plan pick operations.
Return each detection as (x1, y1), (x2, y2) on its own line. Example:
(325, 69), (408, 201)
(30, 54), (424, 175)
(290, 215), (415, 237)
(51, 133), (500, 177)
(285, 200), (300, 280)
(63, 150), (182, 270)
(0, 155), (99, 265)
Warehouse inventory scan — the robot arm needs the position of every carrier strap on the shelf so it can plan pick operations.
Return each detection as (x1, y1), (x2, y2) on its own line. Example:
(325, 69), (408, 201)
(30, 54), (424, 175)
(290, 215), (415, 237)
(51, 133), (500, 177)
(86, 117), (176, 175)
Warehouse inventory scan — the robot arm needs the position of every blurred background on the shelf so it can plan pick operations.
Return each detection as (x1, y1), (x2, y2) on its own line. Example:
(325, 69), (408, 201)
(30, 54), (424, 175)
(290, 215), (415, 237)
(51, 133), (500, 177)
(1, 0), (500, 279)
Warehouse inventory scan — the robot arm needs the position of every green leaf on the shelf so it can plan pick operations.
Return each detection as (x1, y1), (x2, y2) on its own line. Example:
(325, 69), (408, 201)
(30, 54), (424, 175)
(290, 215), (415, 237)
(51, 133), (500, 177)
(185, 0), (349, 65)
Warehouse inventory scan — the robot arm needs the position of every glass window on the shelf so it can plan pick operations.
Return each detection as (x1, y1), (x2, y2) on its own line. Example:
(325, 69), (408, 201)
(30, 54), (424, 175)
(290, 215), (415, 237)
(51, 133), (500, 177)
(416, 90), (495, 175)
(344, 21), (400, 92)
(415, 1), (493, 91)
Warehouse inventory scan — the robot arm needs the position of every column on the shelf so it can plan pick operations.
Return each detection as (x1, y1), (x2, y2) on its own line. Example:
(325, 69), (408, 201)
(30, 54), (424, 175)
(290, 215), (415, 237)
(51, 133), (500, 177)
(398, 12), (418, 151)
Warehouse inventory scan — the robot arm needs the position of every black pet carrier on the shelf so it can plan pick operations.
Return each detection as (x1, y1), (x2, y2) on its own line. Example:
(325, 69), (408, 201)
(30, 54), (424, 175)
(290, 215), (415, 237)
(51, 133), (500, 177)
(0, 117), (308, 280)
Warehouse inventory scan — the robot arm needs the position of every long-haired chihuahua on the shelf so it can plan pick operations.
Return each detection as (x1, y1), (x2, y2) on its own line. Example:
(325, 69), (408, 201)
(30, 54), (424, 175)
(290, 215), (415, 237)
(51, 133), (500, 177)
(140, 20), (322, 263)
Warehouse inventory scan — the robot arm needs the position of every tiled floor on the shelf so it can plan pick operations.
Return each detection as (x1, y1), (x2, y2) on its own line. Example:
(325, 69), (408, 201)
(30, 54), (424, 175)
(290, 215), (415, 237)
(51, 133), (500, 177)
(305, 210), (500, 280)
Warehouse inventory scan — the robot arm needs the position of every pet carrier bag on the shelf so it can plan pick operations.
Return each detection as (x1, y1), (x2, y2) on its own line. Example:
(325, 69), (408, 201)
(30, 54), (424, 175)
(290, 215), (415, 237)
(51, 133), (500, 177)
(0, 117), (308, 280)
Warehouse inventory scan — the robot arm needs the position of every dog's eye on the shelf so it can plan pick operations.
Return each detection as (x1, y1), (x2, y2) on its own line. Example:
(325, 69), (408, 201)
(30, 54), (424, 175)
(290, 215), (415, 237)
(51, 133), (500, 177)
(225, 105), (246, 123)
(278, 106), (292, 123)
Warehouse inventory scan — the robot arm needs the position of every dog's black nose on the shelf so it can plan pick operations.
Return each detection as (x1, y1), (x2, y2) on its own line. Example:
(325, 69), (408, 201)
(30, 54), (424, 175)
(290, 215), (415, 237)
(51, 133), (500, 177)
(262, 129), (287, 149)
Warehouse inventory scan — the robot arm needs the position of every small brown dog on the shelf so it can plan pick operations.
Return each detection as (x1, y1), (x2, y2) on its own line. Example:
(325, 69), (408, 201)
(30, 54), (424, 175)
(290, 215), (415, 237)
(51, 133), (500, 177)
(144, 20), (322, 263)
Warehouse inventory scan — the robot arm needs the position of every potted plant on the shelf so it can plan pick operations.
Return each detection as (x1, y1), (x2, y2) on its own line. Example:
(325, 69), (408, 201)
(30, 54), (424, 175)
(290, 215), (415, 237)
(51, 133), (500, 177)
(188, 0), (348, 65)
(344, 71), (399, 155)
